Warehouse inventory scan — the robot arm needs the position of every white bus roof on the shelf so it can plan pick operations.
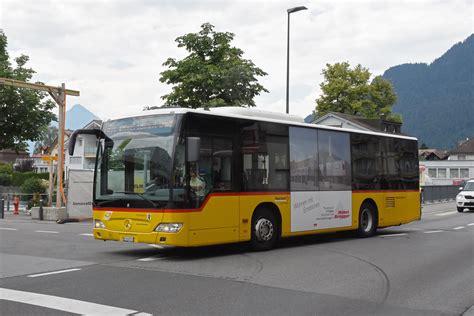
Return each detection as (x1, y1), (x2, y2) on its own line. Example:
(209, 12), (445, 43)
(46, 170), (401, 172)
(106, 106), (418, 141)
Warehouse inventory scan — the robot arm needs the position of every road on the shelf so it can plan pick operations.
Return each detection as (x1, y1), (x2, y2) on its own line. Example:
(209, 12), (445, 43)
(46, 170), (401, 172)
(1, 202), (473, 315)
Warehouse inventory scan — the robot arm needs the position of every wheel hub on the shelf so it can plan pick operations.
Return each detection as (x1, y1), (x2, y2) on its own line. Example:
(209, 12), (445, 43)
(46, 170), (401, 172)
(255, 218), (274, 241)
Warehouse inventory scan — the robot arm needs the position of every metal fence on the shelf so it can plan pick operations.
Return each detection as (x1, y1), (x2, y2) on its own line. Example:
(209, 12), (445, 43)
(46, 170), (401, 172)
(421, 185), (461, 203)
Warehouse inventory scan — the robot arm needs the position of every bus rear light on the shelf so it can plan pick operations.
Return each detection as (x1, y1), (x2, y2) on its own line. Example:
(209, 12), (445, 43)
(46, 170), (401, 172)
(155, 223), (183, 233)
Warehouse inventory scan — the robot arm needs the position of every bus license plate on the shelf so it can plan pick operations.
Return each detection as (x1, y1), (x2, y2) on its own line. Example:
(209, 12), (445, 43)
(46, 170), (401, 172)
(123, 236), (134, 242)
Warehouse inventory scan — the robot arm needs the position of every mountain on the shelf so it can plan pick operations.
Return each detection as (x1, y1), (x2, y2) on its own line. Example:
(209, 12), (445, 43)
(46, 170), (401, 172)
(51, 104), (100, 130)
(382, 34), (474, 149)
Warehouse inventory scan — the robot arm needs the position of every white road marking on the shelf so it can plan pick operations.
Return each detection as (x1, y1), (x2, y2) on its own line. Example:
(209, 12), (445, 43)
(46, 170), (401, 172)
(79, 233), (94, 236)
(148, 244), (164, 249)
(380, 233), (408, 238)
(137, 256), (160, 262)
(453, 226), (464, 230)
(424, 230), (444, 234)
(0, 228), (17, 231)
(28, 268), (82, 278)
(467, 223), (474, 227)
(0, 288), (151, 315)
(434, 211), (457, 216)
(35, 230), (59, 234)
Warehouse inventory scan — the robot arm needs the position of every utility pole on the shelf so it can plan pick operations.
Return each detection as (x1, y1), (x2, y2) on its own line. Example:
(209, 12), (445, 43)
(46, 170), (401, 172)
(0, 78), (80, 208)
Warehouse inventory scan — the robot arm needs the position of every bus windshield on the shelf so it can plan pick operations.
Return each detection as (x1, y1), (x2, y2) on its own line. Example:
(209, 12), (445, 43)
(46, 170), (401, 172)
(94, 114), (185, 208)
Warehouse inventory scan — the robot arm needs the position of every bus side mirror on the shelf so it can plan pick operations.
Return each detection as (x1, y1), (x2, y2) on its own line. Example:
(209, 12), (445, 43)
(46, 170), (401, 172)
(186, 137), (201, 162)
(68, 128), (114, 156)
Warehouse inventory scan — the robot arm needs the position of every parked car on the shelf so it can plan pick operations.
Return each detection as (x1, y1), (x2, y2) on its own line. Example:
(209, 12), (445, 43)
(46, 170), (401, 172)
(456, 179), (474, 212)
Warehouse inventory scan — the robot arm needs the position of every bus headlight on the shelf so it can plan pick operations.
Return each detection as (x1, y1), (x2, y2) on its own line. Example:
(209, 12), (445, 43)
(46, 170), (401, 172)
(155, 223), (183, 233)
(94, 220), (106, 229)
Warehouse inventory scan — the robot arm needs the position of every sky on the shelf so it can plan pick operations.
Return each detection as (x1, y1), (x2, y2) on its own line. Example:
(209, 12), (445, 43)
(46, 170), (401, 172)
(1, 0), (472, 121)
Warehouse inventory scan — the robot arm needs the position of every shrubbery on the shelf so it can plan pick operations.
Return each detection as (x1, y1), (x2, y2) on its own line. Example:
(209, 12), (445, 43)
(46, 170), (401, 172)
(12, 172), (49, 187)
(0, 162), (13, 186)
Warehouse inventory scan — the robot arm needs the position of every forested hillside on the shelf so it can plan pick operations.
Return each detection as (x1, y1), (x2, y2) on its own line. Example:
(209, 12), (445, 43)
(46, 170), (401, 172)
(383, 34), (473, 149)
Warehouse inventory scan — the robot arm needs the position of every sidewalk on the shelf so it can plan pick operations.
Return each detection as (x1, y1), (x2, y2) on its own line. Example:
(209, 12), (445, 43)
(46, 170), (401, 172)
(1, 211), (92, 225)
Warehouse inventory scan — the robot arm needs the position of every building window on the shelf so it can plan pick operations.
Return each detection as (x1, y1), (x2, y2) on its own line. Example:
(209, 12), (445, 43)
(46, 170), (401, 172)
(428, 168), (437, 178)
(450, 168), (459, 179)
(437, 168), (447, 179)
(460, 168), (469, 179)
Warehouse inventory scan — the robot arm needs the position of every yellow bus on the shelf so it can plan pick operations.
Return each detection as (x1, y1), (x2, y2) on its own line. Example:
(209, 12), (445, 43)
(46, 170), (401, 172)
(69, 107), (420, 250)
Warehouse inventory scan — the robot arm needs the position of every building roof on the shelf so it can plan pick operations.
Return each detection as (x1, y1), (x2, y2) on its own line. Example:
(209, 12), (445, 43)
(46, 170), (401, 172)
(419, 149), (448, 160)
(450, 137), (474, 154)
(313, 112), (403, 134)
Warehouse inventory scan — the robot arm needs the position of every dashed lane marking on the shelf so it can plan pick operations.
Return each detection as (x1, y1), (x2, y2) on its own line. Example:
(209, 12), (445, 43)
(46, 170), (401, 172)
(137, 257), (160, 262)
(380, 233), (408, 238)
(467, 223), (474, 226)
(148, 244), (165, 249)
(0, 288), (152, 315)
(0, 228), (17, 231)
(79, 233), (94, 236)
(434, 211), (457, 217)
(453, 226), (464, 230)
(35, 230), (59, 234)
(424, 230), (444, 234)
(28, 268), (82, 278)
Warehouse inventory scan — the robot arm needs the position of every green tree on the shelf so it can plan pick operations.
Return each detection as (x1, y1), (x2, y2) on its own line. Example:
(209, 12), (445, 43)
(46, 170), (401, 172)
(315, 62), (401, 122)
(0, 29), (56, 152)
(159, 23), (268, 108)
(33, 126), (58, 154)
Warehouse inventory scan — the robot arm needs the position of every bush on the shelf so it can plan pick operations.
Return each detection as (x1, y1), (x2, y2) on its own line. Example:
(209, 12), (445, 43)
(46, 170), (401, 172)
(21, 177), (47, 194)
(12, 172), (49, 187)
(0, 162), (13, 185)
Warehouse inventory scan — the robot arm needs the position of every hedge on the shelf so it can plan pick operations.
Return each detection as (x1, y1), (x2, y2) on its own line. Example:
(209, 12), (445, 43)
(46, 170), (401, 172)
(12, 172), (49, 187)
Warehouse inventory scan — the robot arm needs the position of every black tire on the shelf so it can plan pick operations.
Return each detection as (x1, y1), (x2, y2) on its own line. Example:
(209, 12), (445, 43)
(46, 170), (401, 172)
(357, 202), (378, 237)
(250, 208), (279, 251)
(457, 207), (464, 213)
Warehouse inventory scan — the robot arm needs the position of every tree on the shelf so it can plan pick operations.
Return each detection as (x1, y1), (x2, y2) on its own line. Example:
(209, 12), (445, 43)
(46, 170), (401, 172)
(315, 62), (401, 122)
(0, 30), (56, 152)
(33, 126), (58, 154)
(159, 23), (268, 108)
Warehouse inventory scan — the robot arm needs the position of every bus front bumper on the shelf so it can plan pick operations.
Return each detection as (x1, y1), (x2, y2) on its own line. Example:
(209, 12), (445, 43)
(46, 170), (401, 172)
(93, 228), (189, 247)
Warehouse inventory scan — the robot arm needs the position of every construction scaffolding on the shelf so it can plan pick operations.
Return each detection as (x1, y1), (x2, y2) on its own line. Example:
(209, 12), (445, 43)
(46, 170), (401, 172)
(0, 77), (80, 207)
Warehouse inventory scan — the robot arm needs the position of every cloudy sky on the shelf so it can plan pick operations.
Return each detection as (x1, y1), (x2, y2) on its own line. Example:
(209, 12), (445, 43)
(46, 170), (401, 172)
(1, 0), (472, 120)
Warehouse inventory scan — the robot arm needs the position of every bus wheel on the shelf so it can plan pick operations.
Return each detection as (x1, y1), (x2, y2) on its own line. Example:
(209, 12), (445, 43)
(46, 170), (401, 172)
(251, 209), (278, 251)
(357, 203), (377, 237)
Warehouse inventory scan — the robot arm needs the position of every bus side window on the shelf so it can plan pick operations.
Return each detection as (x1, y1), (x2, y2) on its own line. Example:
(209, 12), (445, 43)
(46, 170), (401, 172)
(212, 138), (232, 191)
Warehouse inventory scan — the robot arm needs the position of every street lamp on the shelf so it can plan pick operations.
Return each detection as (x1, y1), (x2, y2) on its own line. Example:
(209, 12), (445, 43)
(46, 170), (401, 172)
(286, 6), (307, 114)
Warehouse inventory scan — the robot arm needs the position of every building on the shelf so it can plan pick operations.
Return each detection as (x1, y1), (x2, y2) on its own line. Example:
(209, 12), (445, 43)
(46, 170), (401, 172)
(0, 149), (29, 164)
(64, 120), (102, 174)
(420, 137), (474, 185)
(312, 112), (402, 134)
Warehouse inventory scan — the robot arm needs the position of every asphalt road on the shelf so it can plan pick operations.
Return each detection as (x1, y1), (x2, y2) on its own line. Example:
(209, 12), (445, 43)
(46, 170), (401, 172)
(1, 202), (473, 315)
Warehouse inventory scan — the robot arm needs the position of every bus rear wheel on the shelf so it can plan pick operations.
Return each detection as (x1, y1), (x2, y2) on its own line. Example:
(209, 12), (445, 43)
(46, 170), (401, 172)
(357, 202), (377, 237)
(251, 208), (278, 251)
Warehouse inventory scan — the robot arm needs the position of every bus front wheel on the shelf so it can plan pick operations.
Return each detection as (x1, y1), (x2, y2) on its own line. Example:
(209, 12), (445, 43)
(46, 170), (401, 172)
(357, 202), (377, 237)
(251, 208), (278, 251)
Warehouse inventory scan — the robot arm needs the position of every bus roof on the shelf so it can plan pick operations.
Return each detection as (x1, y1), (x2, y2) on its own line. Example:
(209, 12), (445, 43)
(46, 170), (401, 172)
(106, 107), (418, 141)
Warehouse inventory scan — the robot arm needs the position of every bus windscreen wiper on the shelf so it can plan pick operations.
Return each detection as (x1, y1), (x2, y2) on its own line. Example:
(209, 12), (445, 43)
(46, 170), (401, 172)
(115, 191), (158, 208)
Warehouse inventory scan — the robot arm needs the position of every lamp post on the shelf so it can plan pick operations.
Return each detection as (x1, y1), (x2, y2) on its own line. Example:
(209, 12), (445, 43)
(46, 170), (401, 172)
(286, 6), (307, 114)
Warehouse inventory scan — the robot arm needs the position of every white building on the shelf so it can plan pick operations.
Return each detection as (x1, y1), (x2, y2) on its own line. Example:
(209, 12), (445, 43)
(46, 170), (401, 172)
(65, 120), (102, 174)
(420, 137), (474, 185)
